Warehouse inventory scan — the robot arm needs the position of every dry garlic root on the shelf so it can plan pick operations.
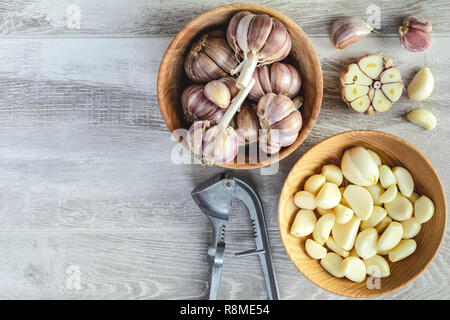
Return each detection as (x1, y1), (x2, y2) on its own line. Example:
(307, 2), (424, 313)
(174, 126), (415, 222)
(340, 54), (403, 114)
(289, 146), (435, 283)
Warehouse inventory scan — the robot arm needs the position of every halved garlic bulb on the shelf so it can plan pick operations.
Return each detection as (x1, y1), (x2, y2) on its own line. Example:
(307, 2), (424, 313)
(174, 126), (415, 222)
(248, 62), (301, 101)
(185, 30), (238, 82)
(340, 54), (403, 114)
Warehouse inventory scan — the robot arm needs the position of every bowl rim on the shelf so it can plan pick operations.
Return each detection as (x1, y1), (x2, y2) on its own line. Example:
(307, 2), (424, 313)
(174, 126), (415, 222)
(157, 3), (323, 170)
(277, 129), (447, 298)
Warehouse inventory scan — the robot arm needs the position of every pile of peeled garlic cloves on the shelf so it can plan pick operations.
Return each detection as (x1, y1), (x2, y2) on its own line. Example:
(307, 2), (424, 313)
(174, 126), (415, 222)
(182, 12), (304, 165)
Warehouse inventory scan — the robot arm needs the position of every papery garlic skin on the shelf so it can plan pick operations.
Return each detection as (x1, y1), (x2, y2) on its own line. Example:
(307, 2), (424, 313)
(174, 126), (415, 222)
(399, 16), (432, 52)
(340, 54), (403, 114)
(248, 62), (301, 101)
(185, 30), (238, 82)
(407, 109), (436, 130)
(227, 11), (292, 89)
(181, 84), (226, 123)
(407, 67), (434, 101)
(330, 16), (373, 49)
(257, 93), (302, 155)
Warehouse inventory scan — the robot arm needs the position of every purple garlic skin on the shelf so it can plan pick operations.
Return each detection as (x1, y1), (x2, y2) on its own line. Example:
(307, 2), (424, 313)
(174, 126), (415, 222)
(186, 120), (238, 164)
(399, 16), (433, 52)
(185, 30), (238, 82)
(249, 62), (301, 101)
(330, 16), (373, 49)
(181, 77), (238, 123)
(256, 93), (302, 154)
(235, 104), (259, 145)
(226, 11), (292, 89)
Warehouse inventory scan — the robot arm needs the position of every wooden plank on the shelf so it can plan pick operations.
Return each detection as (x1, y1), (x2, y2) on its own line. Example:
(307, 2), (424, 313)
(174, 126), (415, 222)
(0, 0), (449, 37)
(0, 230), (447, 299)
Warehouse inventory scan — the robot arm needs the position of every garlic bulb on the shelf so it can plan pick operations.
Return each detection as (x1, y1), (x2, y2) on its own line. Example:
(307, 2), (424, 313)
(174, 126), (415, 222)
(227, 11), (292, 89)
(399, 16), (432, 52)
(256, 93), (302, 155)
(181, 77), (238, 122)
(248, 62), (301, 101)
(186, 78), (256, 164)
(235, 103), (259, 145)
(340, 54), (403, 114)
(185, 30), (238, 82)
(330, 16), (373, 49)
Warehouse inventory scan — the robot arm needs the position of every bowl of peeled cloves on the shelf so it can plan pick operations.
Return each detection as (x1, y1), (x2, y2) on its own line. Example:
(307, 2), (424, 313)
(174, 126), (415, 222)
(157, 3), (323, 169)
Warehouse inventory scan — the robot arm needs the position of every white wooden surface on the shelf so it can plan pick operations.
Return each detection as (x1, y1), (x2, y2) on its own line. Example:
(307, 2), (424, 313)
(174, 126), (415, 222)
(0, 0), (448, 300)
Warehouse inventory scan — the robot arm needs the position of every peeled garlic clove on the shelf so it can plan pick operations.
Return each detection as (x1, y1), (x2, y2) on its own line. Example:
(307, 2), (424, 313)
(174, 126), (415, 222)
(364, 255), (390, 277)
(361, 205), (387, 229)
(304, 174), (326, 195)
(407, 108), (436, 131)
(334, 204), (354, 224)
(313, 213), (336, 245)
(317, 207), (335, 216)
(341, 256), (366, 283)
(293, 190), (316, 210)
(375, 216), (392, 234)
(378, 221), (403, 251)
(341, 147), (379, 186)
(343, 185), (374, 221)
(181, 84), (226, 123)
(339, 187), (350, 206)
(315, 182), (341, 209)
(388, 239), (416, 262)
(366, 149), (382, 167)
(408, 67), (434, 101)
(322, 164), (344, 186)
(414, 195), (434, 223)
(355, 228), (378, 260)
(379, 165), (396, 189)
(385, 194), (413, 221)
(392, 167), (414, 197)
(332, 215), (361, 250)
(305, 239), (327, 259)
(325, 236), (350, 258)
(380, 185), (398, 204)
(185, 30), (237, 82)
(330, 16), (373, 49)
(399, 16), (432, 52)
(235, 104), (259, 145)
(321, 252), (344, 278)
(401, 217), (421, 239)
(365, 183), (384, 206)
(290, 209), (317, 237)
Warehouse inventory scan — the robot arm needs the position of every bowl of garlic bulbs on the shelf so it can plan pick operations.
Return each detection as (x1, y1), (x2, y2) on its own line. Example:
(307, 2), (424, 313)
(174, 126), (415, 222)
(157, 3), (322, 169)
(278, 130), (446, 297)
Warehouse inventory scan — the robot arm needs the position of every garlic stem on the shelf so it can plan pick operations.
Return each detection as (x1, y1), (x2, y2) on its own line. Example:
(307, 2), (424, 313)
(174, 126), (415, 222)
(236, 51), (258, 89)
(218, 77), (256, 129)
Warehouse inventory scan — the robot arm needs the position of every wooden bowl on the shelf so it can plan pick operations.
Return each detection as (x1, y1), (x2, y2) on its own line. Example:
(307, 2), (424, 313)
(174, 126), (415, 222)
(278, 130), (447, 298)
(157, 3), (323, 169)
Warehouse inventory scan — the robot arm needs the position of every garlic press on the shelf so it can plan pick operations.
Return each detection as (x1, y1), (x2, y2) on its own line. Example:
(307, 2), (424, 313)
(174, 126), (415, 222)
(191, 172), (279, 300)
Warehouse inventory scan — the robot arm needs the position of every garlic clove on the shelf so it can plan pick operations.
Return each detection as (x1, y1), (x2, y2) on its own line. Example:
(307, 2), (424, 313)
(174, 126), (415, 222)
(218, 76), (240, 99)
(247, 14), (273, 52)
(305, 239), (327, 259)
(401, 217), (421, 239)
(364, 255), (390, 277)
(227, 11), (252, 53)
(414, 195), (434, 224)
(378, 221), (403, 252)
(321, 252), (345, 278)
(381, 82), (403, 102)
(366, 149), (382, 167)
(271, 110), (302, 147)
(313, 213), (336, 245)
(388, 239), (416, 262)
(380, 67), (402, 83)
(235, 104), (259, 145)
(407, 67), (434, 101)
(343, 84), (370, 102)
(358, 54), (384, 79)
(326, 236), (350, 258)
(341, 63), (373, 86)
(385, 193), (413, 221)
(332, 215), (361, 251)
(204, 80), (231, 109)
(379, 165), (397, 189)
(361, 205), (387, 229)
(294, 190), (316, 210)
(290, 209), (317, 237)
(334, 204), (354, 224)
(355, 228), (378, 260)
(304, 174), (326, 195)
(392, 167), (414, 197)
(407, 109), (436, 131)
(181, 84), (225, 123)
(257, 93), (294, 125)
(399, 16), (432, 52)
(322, 164), (344, 186)
(341, 147), (379, 186)
(379, 185), (398, 204)
(315, 182), (341, 210)
(371, 89), (392, 112)
(375, 216), (392, 234)
(365, 183), (384, 206)
(343, 185), (374, 221)
(350, 95), (371, 113)
(330, 16), (373, 49)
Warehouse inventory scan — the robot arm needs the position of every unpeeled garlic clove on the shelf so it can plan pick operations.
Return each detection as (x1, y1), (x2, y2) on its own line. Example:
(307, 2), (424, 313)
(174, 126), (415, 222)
(227, 11), (292, 89)
(204, 80), (231, 109)
(330, 16), (373, 49)
(399, 16), (432, 52)
(407, 67), (434, 101)
(248, 62), (301, 101)
(235, 103), (259, 145)
(407, 109), (436, 130)
(185, 30), (238, 82)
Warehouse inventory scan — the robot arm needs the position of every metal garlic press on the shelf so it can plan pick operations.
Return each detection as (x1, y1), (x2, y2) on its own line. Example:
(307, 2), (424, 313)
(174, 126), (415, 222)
(191, 172), (279, 300)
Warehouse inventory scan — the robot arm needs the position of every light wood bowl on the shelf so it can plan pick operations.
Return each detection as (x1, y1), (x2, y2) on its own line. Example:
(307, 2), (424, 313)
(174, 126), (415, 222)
(278, 130), (447, 298)
(157, 3), (323, 169)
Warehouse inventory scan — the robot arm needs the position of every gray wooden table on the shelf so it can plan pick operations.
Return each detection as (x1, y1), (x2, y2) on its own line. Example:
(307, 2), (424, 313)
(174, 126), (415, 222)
(0, 0), (448, 300)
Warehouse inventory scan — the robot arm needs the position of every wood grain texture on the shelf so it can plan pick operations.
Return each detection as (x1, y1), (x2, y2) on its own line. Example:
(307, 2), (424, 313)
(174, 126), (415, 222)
(0, 0), (448, 300)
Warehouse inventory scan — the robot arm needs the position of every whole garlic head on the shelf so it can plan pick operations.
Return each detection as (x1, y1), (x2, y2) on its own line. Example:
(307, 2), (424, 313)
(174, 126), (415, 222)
(340, 54), (403, 114)
(185, 30), (238, 83)
(256, 93), (302, 155)
(248, 62), (301, 101)
(341, 146), (380, 186)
